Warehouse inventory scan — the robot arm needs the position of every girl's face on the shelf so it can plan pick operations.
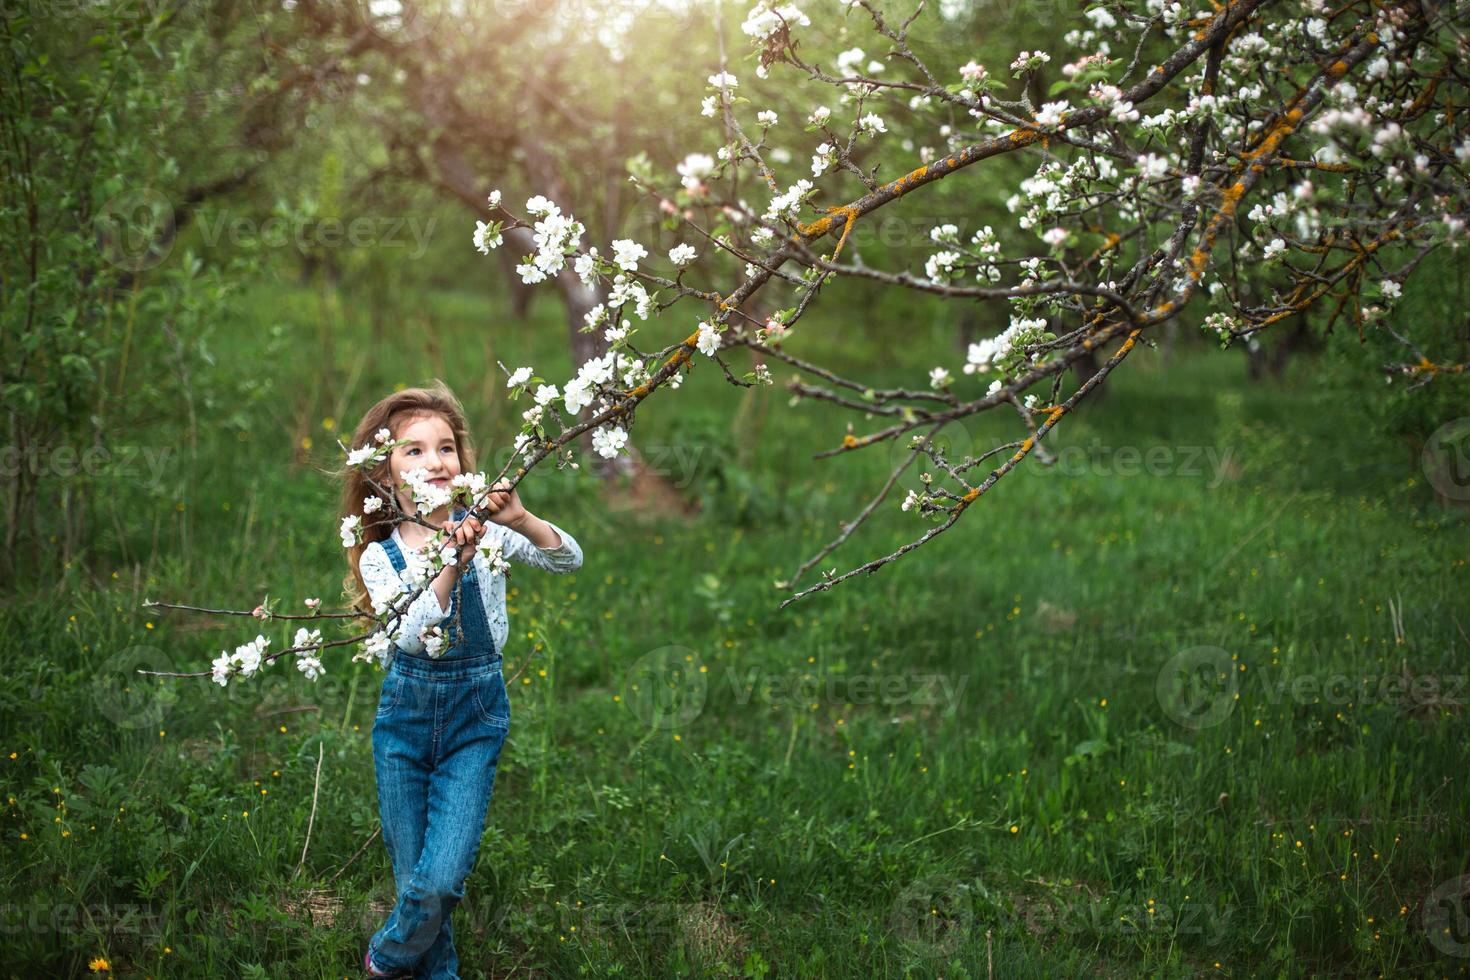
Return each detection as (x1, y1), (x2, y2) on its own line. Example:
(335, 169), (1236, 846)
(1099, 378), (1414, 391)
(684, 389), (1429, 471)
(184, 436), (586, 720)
(387, 413), (462, 518)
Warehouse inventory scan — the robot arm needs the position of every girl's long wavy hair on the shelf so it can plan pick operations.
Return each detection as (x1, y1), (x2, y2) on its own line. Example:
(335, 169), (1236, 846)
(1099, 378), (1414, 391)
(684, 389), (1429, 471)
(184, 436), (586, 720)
(335, 380), (478, 617)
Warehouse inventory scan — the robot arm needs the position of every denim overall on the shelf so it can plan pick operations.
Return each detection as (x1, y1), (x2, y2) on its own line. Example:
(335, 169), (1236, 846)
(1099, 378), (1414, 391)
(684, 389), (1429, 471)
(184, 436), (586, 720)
(369, 507), (511, 980)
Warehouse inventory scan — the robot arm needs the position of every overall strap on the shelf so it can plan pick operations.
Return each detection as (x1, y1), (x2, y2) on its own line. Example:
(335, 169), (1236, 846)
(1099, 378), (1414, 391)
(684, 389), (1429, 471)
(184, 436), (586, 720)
(374, 535), (410, 669)
(379, 534), (409, 575)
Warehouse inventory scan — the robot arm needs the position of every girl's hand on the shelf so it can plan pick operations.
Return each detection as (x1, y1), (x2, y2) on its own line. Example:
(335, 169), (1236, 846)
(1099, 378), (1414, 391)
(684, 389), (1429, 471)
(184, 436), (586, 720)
(480, 479), (527, 528)
(443, 513), (487, 565)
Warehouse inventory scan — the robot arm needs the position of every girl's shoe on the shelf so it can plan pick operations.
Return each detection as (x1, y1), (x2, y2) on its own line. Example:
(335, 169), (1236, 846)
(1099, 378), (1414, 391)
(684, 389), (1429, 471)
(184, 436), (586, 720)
(364, 949), (413, 979)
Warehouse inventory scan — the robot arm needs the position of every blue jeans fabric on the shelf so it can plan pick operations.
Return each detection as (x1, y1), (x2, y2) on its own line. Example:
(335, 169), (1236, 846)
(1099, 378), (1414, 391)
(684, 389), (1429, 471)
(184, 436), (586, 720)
(370, 513), (509, 980)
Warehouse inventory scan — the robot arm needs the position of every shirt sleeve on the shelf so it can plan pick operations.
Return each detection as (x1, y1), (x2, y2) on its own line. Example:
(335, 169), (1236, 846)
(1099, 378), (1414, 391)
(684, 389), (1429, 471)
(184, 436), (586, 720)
(358, 542), (452, 656)
(498, 518), (583, 574)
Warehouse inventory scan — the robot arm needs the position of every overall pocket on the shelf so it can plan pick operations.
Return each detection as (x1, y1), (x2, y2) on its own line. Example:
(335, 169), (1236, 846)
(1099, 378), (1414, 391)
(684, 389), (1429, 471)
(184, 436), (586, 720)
(472, 669), (511, 732)
(375, 670), (400, 718)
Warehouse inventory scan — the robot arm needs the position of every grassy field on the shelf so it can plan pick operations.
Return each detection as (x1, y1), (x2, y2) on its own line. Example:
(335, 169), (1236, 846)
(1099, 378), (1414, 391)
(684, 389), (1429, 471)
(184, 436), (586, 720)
(1, 280), (1467, 978)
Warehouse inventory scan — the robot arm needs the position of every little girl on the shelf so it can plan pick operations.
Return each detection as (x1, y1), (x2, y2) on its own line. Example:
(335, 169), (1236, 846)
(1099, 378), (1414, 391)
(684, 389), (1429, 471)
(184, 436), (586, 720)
(338, 380), (583, 979)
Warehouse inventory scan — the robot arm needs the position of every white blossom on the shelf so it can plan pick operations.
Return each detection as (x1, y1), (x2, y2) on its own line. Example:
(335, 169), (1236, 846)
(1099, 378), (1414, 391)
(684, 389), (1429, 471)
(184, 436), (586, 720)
(1010, 50), (1052, 72)
(296, 655), (324, 682)
(563, 377), (594, 415)
(925, 250), (961, 284)
(575, 247), (601, 286)
(765, 179), (813, 222)
(612, 239), (648, 272)
(811, 142), (836, 176)
(473, 220), (502, 255)
(346, 444), (377, 467)
(742, 2), (811, 39)
(230, 634), (269, 678)
(677, 152), (716, 192)
(836, 47), (865, 74)
(696, 320), (722, 357)
(1035, 101), (1069, 127)
(340, 514), (362, 548)
(591, 425), (629, 458)
(1136, 153), (1170, 178)
(525, 195), (560, 218)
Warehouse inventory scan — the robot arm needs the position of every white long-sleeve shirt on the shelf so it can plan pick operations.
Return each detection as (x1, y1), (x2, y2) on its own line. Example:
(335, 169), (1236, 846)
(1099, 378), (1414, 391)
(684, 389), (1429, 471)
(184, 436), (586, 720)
(357, 517), (583, 668)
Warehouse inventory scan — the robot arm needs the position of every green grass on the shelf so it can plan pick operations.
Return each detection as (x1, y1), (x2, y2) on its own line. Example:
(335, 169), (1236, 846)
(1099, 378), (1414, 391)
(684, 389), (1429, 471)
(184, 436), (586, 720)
(1, 279), (1467, 979)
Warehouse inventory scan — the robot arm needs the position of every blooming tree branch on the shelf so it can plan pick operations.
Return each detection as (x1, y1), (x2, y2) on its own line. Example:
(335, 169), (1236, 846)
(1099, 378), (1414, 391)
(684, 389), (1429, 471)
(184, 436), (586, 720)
(146, 0), (1467, 685)
(466, 0), (1461, 609)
